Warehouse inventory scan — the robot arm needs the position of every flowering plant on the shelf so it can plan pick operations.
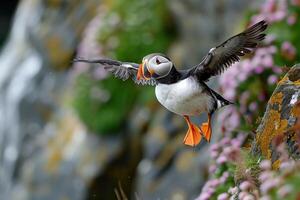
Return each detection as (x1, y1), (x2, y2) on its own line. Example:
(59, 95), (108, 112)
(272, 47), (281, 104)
(218, 0), (300, 134)
(197, 133), (300, 200)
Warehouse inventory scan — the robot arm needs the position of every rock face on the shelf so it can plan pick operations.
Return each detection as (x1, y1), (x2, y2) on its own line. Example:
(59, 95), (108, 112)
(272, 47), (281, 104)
(252, 64), (300, 164)
(16, 111), (124, 200)
(0, 0), (99, 199)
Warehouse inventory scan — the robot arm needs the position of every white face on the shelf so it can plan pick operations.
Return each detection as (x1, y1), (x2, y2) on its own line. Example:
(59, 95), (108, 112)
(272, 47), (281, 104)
(144, 54), (173, 79)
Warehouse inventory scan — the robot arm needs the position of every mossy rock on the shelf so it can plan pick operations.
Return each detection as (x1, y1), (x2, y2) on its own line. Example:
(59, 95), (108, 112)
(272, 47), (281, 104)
(251, 64), (300, 163)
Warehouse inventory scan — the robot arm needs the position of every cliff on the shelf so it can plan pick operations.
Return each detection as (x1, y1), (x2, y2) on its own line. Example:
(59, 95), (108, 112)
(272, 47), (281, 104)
(252, 64), (300, 166)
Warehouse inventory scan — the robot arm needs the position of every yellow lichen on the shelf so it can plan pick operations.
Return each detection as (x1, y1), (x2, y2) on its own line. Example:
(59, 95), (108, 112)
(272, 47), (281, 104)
(257, 109), (288, 158)
(256, 66), (300, 166)
(291, 101), (300, 117)
(269, 92), (283, 105)
(272, 159), (281, 170)
(176, 151), (197, 172)
(277, 75), (289, 85)
(293, 79), (300, 86)
(46, 35), (73, 69)
(45, 113), (82, 173)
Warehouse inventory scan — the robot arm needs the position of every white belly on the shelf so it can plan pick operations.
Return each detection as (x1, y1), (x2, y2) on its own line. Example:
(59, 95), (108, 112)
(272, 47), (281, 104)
(155, 77), (214, 116)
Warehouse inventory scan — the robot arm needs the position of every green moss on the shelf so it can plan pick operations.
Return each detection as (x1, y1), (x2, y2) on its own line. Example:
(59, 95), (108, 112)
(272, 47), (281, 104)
(73, 75), (139, 134)
(98, 0), (174, 62)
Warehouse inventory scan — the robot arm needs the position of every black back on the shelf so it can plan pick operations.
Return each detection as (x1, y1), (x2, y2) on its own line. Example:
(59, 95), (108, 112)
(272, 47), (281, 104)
(155, 65), (190, 84)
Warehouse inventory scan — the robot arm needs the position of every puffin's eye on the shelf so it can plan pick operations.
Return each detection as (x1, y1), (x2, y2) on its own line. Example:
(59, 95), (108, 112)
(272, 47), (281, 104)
(156, 57), (161, 65)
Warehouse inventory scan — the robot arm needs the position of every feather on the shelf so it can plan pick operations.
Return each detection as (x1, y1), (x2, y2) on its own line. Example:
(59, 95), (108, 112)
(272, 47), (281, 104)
(190, 20), (268, 81)
(73, 58), (157, 86)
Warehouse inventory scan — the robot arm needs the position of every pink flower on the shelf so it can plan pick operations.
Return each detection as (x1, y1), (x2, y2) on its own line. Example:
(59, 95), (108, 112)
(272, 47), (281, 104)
(265, 34), (276, 44)
(260, 178), (280, 194)
(280, 161), (295, 171)
(216, 155), (228, 164)
(221, 137), (231, 145)
(258, 93), (266, 101)
(223, 89), (236, 101)
(217, 193), (229, 200)
(281, 41), (296, 60)
(243, 195), (255, 200)
(259, 171), (273, 183)
(197, 192), (211, 200)
(238, 191), (248, 199)
(206, 187), (216, 195)
(223, 147), (233, 155)
(210, 179), (220, 187)
(211, 150), (219, 159)
(272, 10), (286, 21)
(219, 171), (229, 183)
(253, 0), (287, 23)
(267, 46), (277, 54)
(267, 75), (278, 85)
(260, 196), (271, 200)
(272, 66), (282, 74)
(251, 15), (266, 24)
(240, 91), (250, 105)
(287, 14), (297, 25)
(222, 171), (229, 179)
(261, 0), (276, 13)
(282, 42), (296, 53)
(228, 187), (238, 195)
(231, 138), (242, 147)
(261, 55), (273, 67)
(260, 160), (271, 170)
(254, 66), (264, 74)
(224, 146), (240, 161)
(210, 144), (220, 152)
(277, 185), (292, 197)
(249, 102), (258, 111)
(209, 164), (217, 173)
(239, 181), (253, 191)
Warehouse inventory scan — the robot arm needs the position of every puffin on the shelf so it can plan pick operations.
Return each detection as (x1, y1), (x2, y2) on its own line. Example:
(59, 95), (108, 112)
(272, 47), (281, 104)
(74, 20), (267, 147)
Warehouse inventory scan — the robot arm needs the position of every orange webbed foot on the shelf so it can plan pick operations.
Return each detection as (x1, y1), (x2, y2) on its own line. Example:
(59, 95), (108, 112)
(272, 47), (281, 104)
(200, 122), (212, 142)
(183, 116), (202, 147)
(200, 114), (212, 142)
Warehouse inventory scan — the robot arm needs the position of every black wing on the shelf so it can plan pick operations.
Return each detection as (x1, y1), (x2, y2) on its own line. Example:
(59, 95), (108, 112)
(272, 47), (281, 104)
(190, 20), (268, 81)
(73, 58), (157, 86)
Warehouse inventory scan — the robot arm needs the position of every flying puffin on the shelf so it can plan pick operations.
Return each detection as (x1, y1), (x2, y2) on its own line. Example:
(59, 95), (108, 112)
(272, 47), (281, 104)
(74, 20), (267, 147)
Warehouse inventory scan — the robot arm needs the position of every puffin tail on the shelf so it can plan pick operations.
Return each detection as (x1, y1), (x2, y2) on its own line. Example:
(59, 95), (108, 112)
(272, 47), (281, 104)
(211, 90), (234, 109)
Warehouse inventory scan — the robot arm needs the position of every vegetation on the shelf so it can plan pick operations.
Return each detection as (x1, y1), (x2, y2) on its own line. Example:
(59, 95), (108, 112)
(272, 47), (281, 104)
(218, 0), (300, 134)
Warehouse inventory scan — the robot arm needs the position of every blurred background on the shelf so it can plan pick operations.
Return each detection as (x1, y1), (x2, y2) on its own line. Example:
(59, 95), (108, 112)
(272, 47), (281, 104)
(0, 0), (299, 200)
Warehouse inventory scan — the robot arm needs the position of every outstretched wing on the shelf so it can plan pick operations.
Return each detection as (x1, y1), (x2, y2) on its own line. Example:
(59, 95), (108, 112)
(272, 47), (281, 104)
(73, 58), (157, 86)
(190, 20), (268, 81)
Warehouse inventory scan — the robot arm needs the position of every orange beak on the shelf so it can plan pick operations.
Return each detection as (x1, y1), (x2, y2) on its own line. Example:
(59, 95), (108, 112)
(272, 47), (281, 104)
(137, 62), (154, 80)
(137, 63), (145, 80)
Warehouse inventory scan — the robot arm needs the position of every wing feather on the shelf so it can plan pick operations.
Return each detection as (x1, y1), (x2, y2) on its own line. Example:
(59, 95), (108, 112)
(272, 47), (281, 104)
(191, 20), (268, 81)
(73, 58), (157, 86)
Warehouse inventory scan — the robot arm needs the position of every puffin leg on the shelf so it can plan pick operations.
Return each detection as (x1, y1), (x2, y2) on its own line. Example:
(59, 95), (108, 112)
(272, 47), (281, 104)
(200, 114), (212, 142)
(183, 116), (202, 147)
